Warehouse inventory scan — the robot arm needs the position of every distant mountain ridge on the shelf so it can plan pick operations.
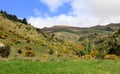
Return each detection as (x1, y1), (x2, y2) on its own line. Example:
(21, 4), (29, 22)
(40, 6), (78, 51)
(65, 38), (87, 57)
(42, 23), (120, 33)
(41, 23), (120, 42)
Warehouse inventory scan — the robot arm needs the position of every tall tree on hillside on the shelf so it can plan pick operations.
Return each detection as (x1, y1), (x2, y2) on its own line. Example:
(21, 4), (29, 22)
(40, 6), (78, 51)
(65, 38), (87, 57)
(22, 18), (28, 24)
(0, 10), (3, 13)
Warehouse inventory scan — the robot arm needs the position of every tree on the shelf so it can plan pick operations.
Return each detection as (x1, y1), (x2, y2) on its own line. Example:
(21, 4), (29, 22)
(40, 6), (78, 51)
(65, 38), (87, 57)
(22, 18), (28, 24)
(0, 10), (3, 13)
(0, 10), (28, 24)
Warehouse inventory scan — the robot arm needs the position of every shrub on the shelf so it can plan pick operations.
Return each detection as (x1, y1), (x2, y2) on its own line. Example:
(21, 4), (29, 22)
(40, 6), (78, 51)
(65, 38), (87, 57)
(11, 39), (20, 44)
(49, 49), (57, 55)
(22, 46), (35, 57)
(83, 54), (92, 59)
(90, 50), (99, 58)
(17, 33), (24, 38)
(0, 33), (8, 39)
(25, 46), (32, 50)
(104, 54), (118, 59)
(26, 37), (32, 43)
(57, 53), (66, 57)
(23, 50), (35, 57)
(41, 54), (49, 58)
(63, 49), (69, 54)
(71, 55), (80, 59)
(76, 50), (86, 57)
(16, 48), (22, 54)
(0, 35), (6, 39)
(10, 29), (17, 35)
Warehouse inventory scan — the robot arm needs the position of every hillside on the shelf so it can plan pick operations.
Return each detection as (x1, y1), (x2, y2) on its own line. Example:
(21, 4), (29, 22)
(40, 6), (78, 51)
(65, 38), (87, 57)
(0, 12), (51, 57)
(42, 23), (120, 34)
(0, 11), (85, 60)
(1, 11), (120, 61)
(42, 24), (120, 42)
(41, 23), (120, 59)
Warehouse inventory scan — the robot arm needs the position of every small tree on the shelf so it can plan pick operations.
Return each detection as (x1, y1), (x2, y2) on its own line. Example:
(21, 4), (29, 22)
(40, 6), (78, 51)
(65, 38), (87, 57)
(22, 18), (28, 24)
(84, 39), (93, 54)
(0, 10), (3, 13)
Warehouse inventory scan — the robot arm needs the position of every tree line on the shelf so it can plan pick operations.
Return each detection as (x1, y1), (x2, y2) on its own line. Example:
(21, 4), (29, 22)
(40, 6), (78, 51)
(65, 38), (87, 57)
(0, 10), (28, 24)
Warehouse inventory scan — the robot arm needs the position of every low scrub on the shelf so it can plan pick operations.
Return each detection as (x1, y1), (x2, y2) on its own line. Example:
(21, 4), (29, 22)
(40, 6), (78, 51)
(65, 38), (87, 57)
(82, 54), (92, 59)
(104, 54), (118, 59)
(23, 50), (35, 57)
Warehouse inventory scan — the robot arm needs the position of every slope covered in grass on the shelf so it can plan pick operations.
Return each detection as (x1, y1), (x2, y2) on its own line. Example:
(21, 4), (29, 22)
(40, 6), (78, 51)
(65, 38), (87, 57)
(0, 11), (85, 59)
(1, 11), (120, 60)
(0, 12), (51, 57)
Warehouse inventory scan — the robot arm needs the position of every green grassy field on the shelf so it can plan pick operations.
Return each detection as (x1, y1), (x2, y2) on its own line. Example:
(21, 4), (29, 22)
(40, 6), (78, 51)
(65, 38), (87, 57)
(0, 60), (120, 74)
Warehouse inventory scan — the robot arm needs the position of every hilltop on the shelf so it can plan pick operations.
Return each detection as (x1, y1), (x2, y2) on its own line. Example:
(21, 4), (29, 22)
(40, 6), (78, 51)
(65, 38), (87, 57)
(42, 23), (120, 33)
(42, 23), (120, 42)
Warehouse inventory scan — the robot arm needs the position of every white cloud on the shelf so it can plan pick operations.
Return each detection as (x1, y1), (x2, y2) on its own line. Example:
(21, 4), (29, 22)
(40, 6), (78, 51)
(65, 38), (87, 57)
(28, 14), (102, 28)
(28, 0), (120, 28)
(70, 0), (120, 17)
(28, 15), (76, 28)
(90, 0), (120, 16)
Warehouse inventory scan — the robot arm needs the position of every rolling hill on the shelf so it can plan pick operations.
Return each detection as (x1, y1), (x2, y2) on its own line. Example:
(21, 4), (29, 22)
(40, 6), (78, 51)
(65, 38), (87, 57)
(42, 23), (120, 42)
(1, 10), (120, 60)
(0, 11), (85, 60)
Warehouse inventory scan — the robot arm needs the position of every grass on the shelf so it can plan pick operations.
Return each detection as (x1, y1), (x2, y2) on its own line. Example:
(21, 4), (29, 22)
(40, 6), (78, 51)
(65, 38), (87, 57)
(0, 60), (120, 74)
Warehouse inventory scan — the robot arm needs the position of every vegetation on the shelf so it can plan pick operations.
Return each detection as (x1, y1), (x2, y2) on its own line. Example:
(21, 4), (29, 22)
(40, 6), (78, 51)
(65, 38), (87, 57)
(42, 24), (120, 42)
(0, 10), (28, 24)
(0, 10), (120, 61)
(1, 10), (120, 74)
(96, 27), (120, 58)
(0, 60), (120, 74)
(0, 11), (87, 60)
(104, 54), (118, 59)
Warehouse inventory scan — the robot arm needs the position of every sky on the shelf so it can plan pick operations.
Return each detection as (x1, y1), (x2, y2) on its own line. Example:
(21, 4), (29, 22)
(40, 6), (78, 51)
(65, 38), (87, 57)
(1, 0), (120, 28)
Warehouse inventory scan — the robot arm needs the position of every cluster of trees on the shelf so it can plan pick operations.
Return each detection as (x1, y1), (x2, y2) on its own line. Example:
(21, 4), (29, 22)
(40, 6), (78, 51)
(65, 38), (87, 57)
(0, 10), (28, 24)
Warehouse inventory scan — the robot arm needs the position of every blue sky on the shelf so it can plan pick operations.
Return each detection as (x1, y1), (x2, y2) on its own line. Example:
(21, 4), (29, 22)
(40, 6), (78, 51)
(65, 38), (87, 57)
(0, 0), (50, 17)
(0, 0), (71, 18)
(0, 0), (120, 28)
